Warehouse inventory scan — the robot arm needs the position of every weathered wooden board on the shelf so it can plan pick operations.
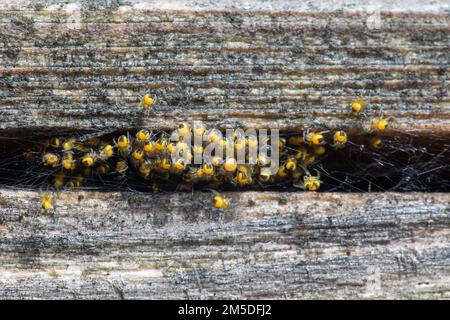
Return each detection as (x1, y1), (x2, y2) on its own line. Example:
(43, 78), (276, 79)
(0, 1), (449, 300)
(0, 0), (449, 132)
(0, 190), (449, 299)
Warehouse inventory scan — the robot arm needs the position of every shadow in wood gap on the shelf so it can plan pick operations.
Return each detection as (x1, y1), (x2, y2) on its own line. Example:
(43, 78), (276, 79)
(0, 128), (449, 193)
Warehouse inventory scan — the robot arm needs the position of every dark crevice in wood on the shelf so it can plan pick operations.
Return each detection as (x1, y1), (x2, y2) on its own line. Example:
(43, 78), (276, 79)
(0, 128), (448, 193)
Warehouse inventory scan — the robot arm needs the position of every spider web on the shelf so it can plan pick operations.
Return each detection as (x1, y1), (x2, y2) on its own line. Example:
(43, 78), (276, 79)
(0, 127), (449, 193)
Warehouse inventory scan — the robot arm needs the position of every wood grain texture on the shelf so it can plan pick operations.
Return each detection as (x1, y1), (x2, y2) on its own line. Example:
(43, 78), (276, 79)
(0, 190), (449, 299)
(0, 1), (450, 300)
(0, 1), (448, 132)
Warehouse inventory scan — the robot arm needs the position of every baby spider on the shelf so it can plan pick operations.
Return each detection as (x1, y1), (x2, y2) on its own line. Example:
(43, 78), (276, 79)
(139, 159), (152, 179)
(135, 129), (151, 145)
(62, 138), (76, 151)
(177, 123), (191, 137)
(294, 146), (308, 161)
(172, 158), (187, 173)
(114, 133), (132, 157)
(155, 134), (169, 153)
(202, 163), (214, 176)
(42, 152), (60, 167)
(52, 172), (65, 189)
(167, 142), (177, 154)
(69, 175), (84, 189)
(193, 123), (206, 137)
(370, 136), (383, 149)
(332, 130), (348, 148)
(140, 94), (155, 112)
(234, 136), (246, 153)
(277, 166), (288, 178)
(294, 168), (322, 191)
(371, 114), (394, 132)
(351, 97), (366, 113)
(159, 157), (172, 171)
(206, 129), (222, 144)
(246, 135), (258, 149)
(303, 129), (327, 146)
(285, 156), (297, 171)
(211, 156), (222, 167)
(81, 151), (97, 167)
(193, 144), (204, 157)
(115, 160), (129, 177)
(212, 192), (231, 210)
(143, 139), (155, 156)
(130, 147), (144, 168)
(98, 144), (114, 160)
(49, 137), (61, 149)
(62, 151), (76, 171)
(40, 192), (54, 211)
(223, 157), (237, 173)
(258, 167), (273, 182)
(233, 165), (253, 186)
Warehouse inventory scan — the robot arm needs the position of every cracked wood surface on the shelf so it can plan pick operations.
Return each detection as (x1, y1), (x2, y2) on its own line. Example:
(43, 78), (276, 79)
(0, 1), (449, 299)
(0, 190), (449, 299)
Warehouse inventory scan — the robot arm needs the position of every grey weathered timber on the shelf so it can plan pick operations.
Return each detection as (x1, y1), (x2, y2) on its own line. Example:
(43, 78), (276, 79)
(0, 190), (449, 299)
(0, 0), (449, 132)
(0, 1), (449, 300)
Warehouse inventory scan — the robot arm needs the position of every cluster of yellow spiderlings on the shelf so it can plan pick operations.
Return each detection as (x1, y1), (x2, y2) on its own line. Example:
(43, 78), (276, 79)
(37, 95), (392, 210)
(34, 127), (349, 210)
